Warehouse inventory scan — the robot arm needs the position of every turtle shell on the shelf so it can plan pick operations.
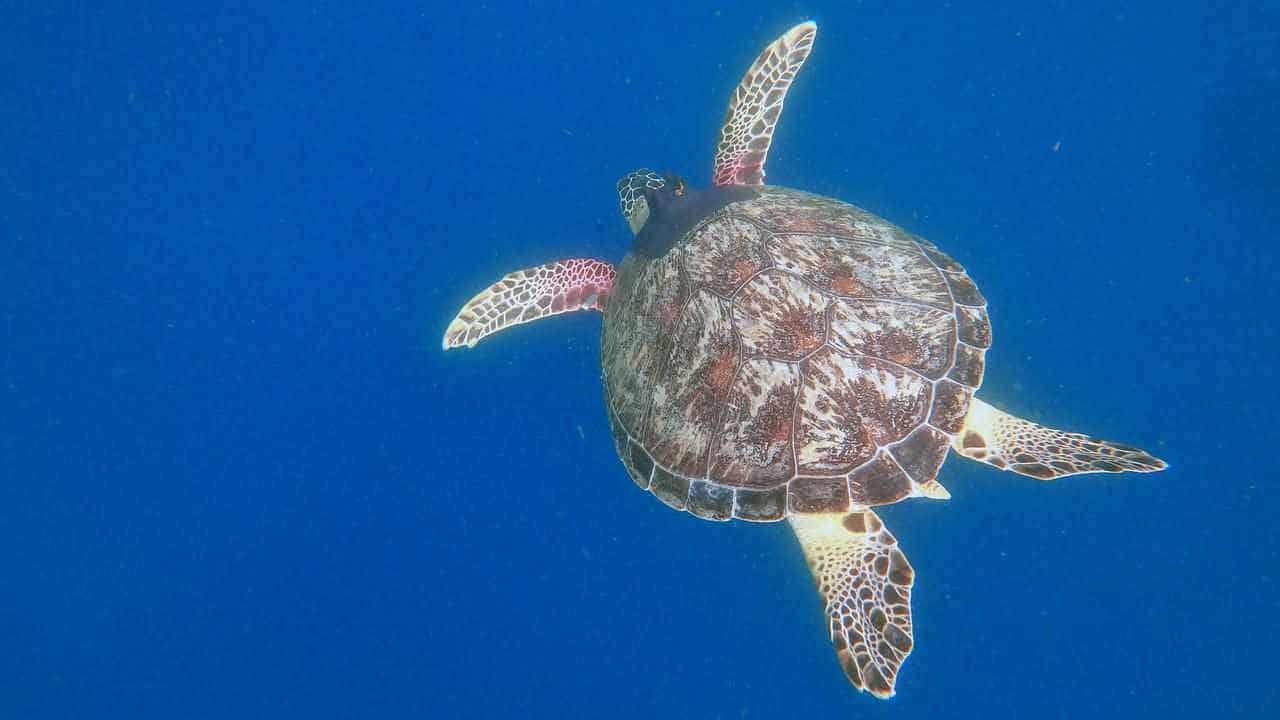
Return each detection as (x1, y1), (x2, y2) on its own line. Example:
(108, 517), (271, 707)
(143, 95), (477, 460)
(601, 187), (990, 522)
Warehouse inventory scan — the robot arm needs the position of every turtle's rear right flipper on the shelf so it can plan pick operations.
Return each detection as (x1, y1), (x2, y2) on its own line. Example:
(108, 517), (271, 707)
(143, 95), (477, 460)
(954, 397), (1167, 480)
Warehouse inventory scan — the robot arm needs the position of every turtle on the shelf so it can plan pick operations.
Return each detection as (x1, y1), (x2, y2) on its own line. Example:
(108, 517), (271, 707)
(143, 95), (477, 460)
(442, 21), (1166, 699)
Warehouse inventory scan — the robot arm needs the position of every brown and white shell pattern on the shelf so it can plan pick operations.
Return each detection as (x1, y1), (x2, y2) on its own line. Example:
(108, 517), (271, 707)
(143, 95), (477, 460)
(601, 187), (991, 522)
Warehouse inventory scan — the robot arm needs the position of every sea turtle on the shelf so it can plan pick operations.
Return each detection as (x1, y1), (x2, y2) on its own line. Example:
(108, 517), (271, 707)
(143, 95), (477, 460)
(442, 22), (1166, 699)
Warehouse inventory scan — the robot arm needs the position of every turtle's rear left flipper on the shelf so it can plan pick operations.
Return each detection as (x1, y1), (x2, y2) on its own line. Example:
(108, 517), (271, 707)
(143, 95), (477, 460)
(954, 397), (1167, 480)
(790, 511), (913, 699)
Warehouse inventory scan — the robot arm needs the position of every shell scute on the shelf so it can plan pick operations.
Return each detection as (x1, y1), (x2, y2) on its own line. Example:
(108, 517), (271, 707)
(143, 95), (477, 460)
(683, 214), (773, 296)
(848, 453), (913, 507)
(943, 271), (986, 307)
(628, 441), (655, 488)
(929, 379), (972, 434)
(602, 253), (683, 434)
(788, 475), (851, 514)
(710, 357), (800, 488)
(687, 480), (735, 520)
(955, 306), (991, 348)
(795, 348), (932, 475)
(828, 299), (955, 380)
(643, 290), (737, 478)
(732, 485), (788, 522)
(733, 269), (829, 360)
(766, 232), (952, 309)
(888, 425), (951, 486)
(948, 342), (986, 388)
(736, 190), (904, 245)
(650, 465), (691, 510)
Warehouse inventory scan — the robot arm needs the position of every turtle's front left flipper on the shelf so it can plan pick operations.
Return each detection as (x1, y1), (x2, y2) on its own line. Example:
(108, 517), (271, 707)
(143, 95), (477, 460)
(443, 258), (615, 350)
(790, 511), (914, 700)
(954, 397), (1168, 480)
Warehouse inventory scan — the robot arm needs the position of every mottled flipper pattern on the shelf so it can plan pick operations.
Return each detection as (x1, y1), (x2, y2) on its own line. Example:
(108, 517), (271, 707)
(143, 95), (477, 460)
(955, 397), (1167, 480)
(790, 511), (914, 699)
(712, 21), (817, 187)
(443, 259), (615, 350)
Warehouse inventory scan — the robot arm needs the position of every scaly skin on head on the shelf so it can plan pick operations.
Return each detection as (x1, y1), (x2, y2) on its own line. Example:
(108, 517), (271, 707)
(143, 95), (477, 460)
(616, 169), (665, 235)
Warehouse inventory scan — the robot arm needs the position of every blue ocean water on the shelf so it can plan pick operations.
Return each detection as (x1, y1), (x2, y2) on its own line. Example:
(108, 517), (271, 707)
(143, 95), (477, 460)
(2, 2), (1277, 718)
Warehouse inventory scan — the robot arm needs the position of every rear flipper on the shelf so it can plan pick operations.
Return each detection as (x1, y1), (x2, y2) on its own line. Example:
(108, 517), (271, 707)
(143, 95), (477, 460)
(790, 511), (914, 699)
(954, 397), (1167, 480)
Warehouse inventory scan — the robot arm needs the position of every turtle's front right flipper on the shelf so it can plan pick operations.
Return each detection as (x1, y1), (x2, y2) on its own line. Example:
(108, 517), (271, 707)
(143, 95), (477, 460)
(442, 258), (615, 350)
(954, 397), (1167, 480)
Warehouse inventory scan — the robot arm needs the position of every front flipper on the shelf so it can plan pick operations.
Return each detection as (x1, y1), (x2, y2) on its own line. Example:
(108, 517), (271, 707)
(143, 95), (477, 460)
(442, 258), (615, 350)
(954, 397), (1168, 480)
(712, 21), (817, 187)
(789, 511), (914, 699)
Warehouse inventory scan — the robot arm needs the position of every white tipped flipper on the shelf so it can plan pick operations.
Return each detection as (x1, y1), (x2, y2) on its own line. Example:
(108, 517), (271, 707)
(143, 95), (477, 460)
(712, 21), (817, 187)
(790, 511), (914, 699)
(954, 397), (1168, 480)
(442, 259), (616, 350)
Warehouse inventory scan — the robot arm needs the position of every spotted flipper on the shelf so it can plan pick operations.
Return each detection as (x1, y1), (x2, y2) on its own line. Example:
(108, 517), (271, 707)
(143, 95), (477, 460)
(442, 259), (615, 350)
(789, 511), (914, 699)
(954, 397), (1168, 480)
(712, 21), (817, 187)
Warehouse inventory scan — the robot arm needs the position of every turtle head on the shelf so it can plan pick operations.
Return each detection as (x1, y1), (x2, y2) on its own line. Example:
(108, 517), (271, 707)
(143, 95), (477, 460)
(616, 168), (687, 235)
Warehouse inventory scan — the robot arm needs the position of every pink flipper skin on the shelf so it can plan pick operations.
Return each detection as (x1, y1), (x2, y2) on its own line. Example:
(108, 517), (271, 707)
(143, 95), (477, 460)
(442, 258), (616, 349)
(712, 21), (817, 187)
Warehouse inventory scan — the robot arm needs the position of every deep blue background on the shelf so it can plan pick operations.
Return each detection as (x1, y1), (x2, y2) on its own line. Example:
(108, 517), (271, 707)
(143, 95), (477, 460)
(3, 2), (1277, 718)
